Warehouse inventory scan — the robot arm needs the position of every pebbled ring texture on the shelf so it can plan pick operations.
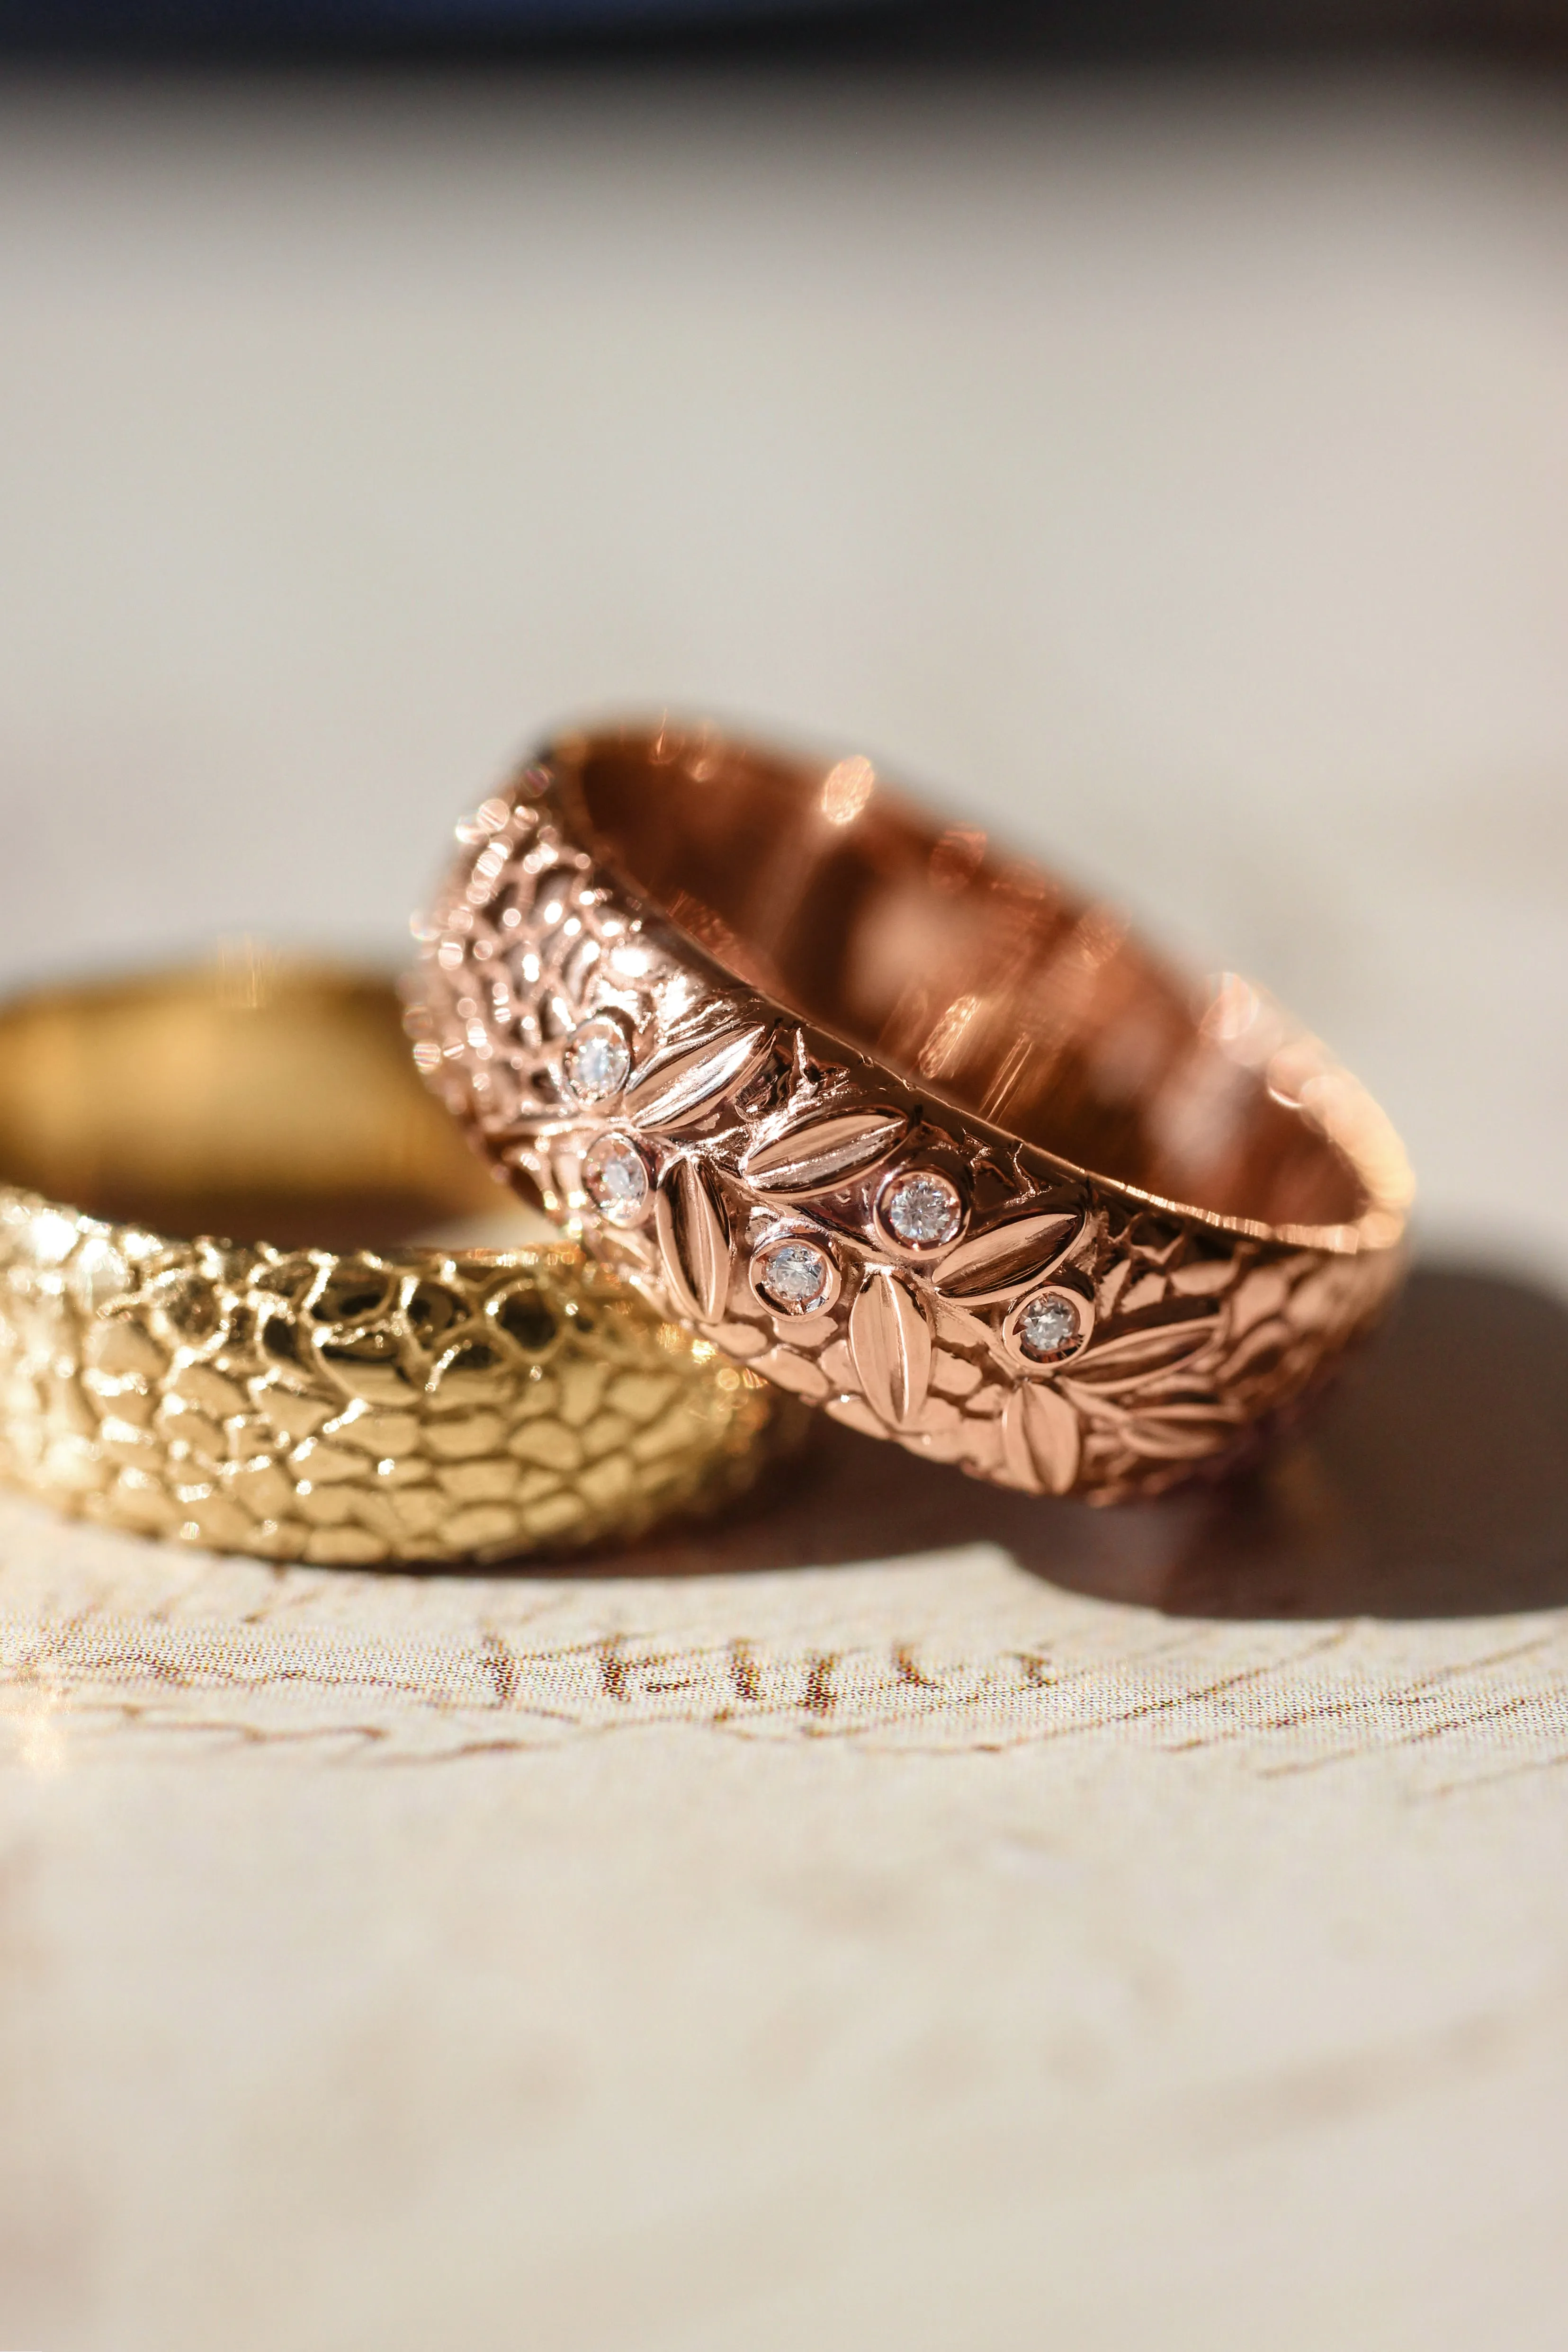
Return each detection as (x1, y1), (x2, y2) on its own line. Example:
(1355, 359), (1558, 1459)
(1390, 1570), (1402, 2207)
(0, 956), (797, 1564)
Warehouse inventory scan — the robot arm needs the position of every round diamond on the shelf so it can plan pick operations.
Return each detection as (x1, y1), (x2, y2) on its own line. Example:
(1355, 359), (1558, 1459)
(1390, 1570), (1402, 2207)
(562, 1023), (631, 1103)
(582, 1135), (648, 1225)
(883, 1171), (963, 1249)
(1018, 1293), (1081, 1363)
(757, 1239), (831, 1315)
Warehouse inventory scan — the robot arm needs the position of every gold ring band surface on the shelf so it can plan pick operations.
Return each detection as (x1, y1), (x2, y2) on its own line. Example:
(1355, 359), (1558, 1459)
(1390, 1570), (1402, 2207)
(0, 956), (794, 1564)
(412, 721), (1412, 1503)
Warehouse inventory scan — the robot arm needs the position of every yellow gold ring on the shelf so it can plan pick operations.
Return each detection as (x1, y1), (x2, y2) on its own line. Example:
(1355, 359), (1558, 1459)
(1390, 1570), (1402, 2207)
(0, 953), (797, 1565)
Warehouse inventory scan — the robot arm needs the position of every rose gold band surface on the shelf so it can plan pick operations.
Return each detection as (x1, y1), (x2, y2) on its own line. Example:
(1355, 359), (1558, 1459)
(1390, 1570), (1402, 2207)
(410, 722), (1412, 1502)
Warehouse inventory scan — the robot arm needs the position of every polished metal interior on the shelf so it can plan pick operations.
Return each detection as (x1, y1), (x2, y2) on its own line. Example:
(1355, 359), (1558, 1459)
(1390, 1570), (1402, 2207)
(0, 954), (503, 1250)
(559, 726), (1369, 1230)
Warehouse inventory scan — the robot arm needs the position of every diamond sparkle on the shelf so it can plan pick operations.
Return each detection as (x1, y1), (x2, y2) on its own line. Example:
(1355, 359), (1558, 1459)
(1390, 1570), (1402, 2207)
(1018, 1293), (1081, 1363)
(883, 1171), (963, 1249)
(756, 1239), (831, 1315)
(582, 1135), (649, 1225)
(562, 1023), (631, 1103)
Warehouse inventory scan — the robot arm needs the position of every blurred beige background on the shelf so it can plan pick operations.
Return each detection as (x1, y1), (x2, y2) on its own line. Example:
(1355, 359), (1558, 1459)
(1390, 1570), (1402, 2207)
(1, 62), (1567, 2352)
(0, 66), (1565, 1272)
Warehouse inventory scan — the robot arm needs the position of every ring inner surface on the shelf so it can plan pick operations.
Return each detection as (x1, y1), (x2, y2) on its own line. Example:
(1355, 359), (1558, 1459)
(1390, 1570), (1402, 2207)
(562, 729), (1368, 1231)
(0, 960), (505, 1252)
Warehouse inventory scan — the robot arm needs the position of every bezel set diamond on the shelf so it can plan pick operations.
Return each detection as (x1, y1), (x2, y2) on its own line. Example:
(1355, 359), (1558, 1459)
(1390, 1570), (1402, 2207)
(1003, 1285), (1090, 1370)
(560, 1018), (633, 1105)
(751, 1234), (838, 1318)
(581, 1132), (650, 1225)
(875, 1167), (966, 1253)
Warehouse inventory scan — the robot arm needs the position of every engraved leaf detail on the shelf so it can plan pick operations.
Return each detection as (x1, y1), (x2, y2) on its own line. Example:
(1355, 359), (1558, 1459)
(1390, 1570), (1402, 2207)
(1000, 1381), (1081, 1495)
(848, 1268), (932, 1428)
(1166, 1254), (1234, 1299)
(1063, 1314), (1217, 1394)
(934, 1209), (1081, 1305)
(1225, 1317), (1296, 1385)
(623, 1024), (772, 1131)
(654, 1158), (731, 1324)
(1120, 1407), (1235, 1462)
(741, 1108), (908, 1196)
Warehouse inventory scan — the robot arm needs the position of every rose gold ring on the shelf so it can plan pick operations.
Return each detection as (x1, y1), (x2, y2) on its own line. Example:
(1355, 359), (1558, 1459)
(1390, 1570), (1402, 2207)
(409, 720), (1412, 1503)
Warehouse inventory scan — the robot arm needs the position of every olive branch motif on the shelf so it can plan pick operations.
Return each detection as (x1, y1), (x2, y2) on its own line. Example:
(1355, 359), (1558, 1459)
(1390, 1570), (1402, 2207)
(416, 775), (1290, 1501)
(619, 1055), (1230, 1499)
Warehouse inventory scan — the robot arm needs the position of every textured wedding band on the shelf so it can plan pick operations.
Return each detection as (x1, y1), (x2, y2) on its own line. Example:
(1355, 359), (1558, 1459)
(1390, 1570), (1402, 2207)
(0, 955), (795, 1563)
(411, 721), (1413, 1503)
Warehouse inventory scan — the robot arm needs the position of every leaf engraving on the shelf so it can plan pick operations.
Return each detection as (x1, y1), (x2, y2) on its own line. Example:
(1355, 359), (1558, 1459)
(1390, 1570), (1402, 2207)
(1166, 1254), (1235, 1299)
(741, 1109), (908, 1196)
(654, 1158), (731, 1324)
(1001, 1381), (1081, 1495)
(1065, 1315), (1217, 1392)
(623, 1024), (772, 1131)
(848, 1268), (932, 1428)
(1120, 1407), (1235, 1462)
(1223, 1316), (1295, 1388)
(935, 1209), (1081, 1305)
